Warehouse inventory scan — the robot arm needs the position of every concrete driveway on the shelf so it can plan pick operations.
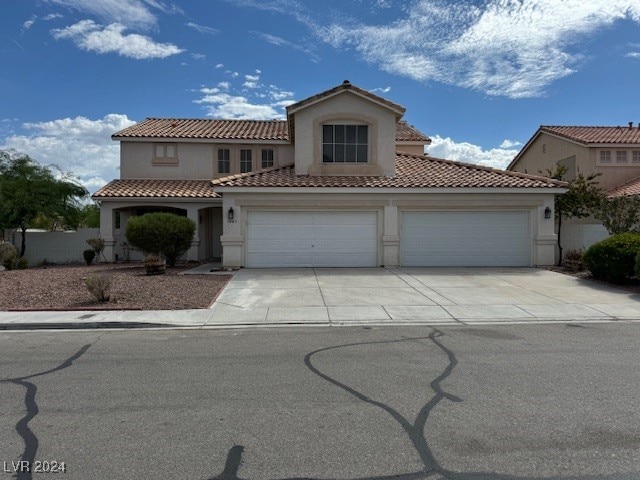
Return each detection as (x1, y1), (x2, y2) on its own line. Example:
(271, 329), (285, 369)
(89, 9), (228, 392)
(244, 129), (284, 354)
(210, 267), (640, 326)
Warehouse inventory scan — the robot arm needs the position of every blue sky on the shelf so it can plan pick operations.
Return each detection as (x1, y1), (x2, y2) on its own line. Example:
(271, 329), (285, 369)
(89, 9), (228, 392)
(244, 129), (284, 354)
(2, 0), (640, 192)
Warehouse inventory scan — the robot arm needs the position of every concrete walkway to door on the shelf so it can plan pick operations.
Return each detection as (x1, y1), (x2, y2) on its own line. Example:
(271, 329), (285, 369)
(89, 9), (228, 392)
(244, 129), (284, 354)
(209, 267), (640, 326)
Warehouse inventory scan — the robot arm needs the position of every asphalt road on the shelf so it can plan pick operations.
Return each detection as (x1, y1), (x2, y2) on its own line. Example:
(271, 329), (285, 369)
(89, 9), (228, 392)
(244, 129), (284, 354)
(0, 324), (639, 480)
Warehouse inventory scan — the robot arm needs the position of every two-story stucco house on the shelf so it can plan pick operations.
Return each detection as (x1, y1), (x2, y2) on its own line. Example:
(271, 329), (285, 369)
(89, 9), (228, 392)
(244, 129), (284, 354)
(94, 81), (564, 268)
(508, 124), (640, 251)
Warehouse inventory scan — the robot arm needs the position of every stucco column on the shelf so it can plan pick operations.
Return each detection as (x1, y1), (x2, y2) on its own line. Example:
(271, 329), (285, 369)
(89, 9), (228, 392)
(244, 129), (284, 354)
(99, 202), (116, 262)
(533, 198), (557, 265)
(382, 204), (400, 266)
(185, 206), (200, 262)
(221, 198), (243, 269)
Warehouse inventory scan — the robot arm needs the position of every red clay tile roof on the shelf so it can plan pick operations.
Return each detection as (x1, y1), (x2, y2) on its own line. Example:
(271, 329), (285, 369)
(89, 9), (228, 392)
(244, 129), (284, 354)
(92, 179), (220, 199)
(607, 175), (640, 198)
(113, 119), (289, 141)
(541, 125), (640, 144)
(211, 153), (565, 189)
(396, 121), (431, 143)
(112, 118), (429, 143)
(286, 80), (406, 116)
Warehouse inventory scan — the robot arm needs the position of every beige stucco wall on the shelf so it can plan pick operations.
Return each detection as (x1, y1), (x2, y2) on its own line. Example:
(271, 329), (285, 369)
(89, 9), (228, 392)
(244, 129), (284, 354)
(511, 133), (591, 178)
(120, 141), (294, 180)
(512, 133), (640, 190)
(220, 190), (558, 268)
(292, 92), (398, 176)
(396, 144), (426, 155)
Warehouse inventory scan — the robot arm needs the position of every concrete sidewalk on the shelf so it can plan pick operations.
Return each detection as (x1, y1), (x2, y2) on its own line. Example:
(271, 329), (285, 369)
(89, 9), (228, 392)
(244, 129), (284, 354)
(2, 267), (640, 330)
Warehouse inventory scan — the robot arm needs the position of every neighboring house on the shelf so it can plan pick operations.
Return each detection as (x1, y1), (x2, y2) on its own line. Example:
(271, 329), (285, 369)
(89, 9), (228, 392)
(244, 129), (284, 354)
(94, 80), (564, 268)
(508, 124), (640, 252)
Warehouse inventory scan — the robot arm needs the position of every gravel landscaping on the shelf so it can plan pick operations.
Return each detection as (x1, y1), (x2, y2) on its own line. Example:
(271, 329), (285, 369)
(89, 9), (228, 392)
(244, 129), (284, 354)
(0, 263), (231, 311)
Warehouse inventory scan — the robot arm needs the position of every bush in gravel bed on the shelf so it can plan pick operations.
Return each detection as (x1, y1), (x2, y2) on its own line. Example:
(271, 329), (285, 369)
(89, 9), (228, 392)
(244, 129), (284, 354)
(84, 274), (111, 302)
(83, 249), (95, 265)
(126, 212), (195, 267)
(583, 232), (640, 283)
(0, 242), (17, 269)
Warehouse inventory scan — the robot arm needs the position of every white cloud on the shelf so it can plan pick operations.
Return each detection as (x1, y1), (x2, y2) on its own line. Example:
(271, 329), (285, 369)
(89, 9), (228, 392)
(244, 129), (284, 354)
(43, 13), (64, 21)
(52, 20), (184, 59)
(215, 63), (224, 68)
(371, 86), (391, 93)
(193, 76), (295, 120)
(185, 22), (219, 35)
(1, 114), (136, 193)
(319, 0), (640, 98)
(426, 135), (519, 170)
(243, 73), (261, 89)
(47, 0), (161, 28)
(23, 18), (36, 30)
(191, 53), (205, 60)
(251, 30), (321, 62)
(499, 139), (522, 149)
(627, 52), (640, 59)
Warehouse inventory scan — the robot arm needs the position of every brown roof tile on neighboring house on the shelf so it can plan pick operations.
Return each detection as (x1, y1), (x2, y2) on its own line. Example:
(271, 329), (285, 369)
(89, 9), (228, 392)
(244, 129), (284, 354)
(112, 118), (289, 141)
(607, 175), (640, 198)
(112, 118), (429, 143)
(92, 179), (220, 198)
(211, 153), (565, 190)
(541, 125), (640, 144)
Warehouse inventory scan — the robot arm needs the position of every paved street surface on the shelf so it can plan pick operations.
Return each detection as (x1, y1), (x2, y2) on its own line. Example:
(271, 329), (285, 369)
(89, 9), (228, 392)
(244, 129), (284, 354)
(0, 324), (639, 479)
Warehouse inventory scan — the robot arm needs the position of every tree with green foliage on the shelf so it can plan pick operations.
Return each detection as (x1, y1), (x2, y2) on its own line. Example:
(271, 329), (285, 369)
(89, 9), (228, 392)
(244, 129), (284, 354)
(0, 150), (88, 257)
(544, 163), (604, 266)
(125, 212), (196, 267)
(593, 196), (640, 235)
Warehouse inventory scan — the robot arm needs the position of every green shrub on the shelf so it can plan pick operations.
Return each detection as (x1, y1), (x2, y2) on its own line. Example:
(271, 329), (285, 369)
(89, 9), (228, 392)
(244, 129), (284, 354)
(125, 213), (195, 267)
(582, 233), (640, 283)
(83, 249), (96, 265)
(635, 251), (640, 278)
(0, 242), (17, 269)
(15, 257), (28, 269)
(84, 274), (111, 302)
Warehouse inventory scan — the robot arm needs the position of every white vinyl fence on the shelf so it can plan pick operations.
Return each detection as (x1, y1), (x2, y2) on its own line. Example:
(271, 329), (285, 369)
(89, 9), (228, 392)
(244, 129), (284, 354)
(3, 228), (101, 265)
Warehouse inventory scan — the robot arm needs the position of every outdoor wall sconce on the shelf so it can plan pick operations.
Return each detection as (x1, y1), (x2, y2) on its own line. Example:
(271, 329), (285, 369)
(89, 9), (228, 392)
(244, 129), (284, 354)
(544, 207), (552, 219)
(227, 207), (235, 221)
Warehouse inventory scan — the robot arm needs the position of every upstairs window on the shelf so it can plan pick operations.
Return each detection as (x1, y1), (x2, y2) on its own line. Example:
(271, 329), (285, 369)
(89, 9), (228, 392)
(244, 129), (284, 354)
(322, 124), (368, 163)
(599, 150), (612, 164)
(240, 149), (252, 173)
(153, 143), (177, 165)
(633, 151), (640, 164)
(218, 148), (230, 174)
(616, 151), (628, 164)
(261, 149), (274, 168)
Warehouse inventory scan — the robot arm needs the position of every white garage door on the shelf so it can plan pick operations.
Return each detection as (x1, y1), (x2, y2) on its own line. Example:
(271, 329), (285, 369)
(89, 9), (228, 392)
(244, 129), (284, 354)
(401, 211), (530, 267)
(247, 211), (378, 268)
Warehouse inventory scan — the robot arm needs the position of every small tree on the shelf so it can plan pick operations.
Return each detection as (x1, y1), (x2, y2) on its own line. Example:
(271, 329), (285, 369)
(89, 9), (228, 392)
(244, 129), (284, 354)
(125, 212), (195, 267)
(0, 150), (88, 256)
(593, 196), (640, 235)
(544, 164), (603, 266)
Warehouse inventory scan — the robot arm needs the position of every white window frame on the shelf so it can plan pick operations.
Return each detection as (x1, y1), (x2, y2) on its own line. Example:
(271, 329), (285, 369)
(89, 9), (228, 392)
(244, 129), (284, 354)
(261, 149), (274, 168)
(616, 150), (628, 164)
(152, 143), (178, 165)
(322, 124), (369, 163)
(599, 150), (612, 165)
(217, 148), (230, 174)
(240, 148), (253, 173)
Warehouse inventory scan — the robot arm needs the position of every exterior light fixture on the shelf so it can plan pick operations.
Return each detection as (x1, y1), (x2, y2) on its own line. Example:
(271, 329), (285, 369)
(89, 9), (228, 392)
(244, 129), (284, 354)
(544, 207), (552, 219)
(228, 207), (235, 221)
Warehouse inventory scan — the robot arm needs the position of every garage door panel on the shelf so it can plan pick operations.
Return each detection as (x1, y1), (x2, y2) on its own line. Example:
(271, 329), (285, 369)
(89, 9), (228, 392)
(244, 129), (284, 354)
(247, 211), (378, 268)
(401, 211), (530, 267)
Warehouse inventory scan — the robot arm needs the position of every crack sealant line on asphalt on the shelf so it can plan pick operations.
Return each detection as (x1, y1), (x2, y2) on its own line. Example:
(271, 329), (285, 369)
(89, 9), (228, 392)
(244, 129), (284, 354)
(313, 268), (331, 325)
